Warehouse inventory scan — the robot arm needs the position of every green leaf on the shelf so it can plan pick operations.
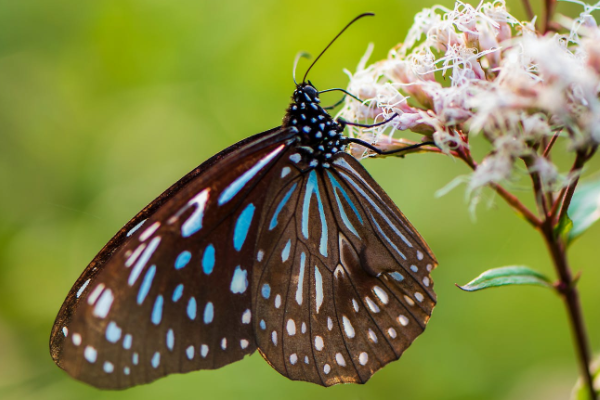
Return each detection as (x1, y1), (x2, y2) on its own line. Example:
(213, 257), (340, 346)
(568, 178), (600, 241)
(555, 212), (574, 243)
(457, 266), (552, 292)
(570, 355), (600, 400)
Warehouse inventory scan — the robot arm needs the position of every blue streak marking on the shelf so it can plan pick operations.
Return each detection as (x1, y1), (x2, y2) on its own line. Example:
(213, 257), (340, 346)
(302, 171), (328, 257)
(137, 265), (156, 305)
(233, 204), (255, 251)
(281, 240), (291, 262)
(295, 252), (306, 305)
(175, 251), (191, 269)
(127, 219), (146, 237)
(128, 236), (161, 286)
(123, 334), (132, 350)
(202, 244), (215, 274)
(218, 145), (285, 205)
(204, 302), (214, 324)
(326, 170), (363, 238)
(269, 183), (297, 230)
(172, 284), (184, 302)
(339, 170), (413, 248)
(181, 189), (210, 238)
(167, 329), (174, 350)
(371, 214), (407, 260)
(187, 297), (197, 320)
(261, 283), (271, 299)
(151, 295), (164, 325)
(390, 272), (404, 281)
(151, 352), (160, 368)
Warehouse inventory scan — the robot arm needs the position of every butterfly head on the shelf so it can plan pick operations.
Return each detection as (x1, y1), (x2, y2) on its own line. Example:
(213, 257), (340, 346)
(284, 83), (346, 169)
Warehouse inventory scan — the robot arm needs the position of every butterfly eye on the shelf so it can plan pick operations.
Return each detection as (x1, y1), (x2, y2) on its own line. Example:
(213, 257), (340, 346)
(303, 85), (318, 100)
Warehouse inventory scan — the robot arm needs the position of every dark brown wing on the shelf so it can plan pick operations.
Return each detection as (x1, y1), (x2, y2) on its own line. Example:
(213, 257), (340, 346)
(49, 127), (296, 389)
(252, 152), (437, 386)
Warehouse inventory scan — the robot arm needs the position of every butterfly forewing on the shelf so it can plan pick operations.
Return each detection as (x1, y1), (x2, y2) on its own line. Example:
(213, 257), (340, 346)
(50, 129), (295, 389)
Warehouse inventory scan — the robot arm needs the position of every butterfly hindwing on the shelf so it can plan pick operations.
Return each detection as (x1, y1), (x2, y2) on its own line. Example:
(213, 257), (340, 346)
(50, 128), (296, 389)
(252, 152), (437, 386)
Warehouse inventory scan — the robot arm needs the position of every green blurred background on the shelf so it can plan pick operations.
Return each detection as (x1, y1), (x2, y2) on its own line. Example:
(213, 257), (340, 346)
(1, 0), (599, 399)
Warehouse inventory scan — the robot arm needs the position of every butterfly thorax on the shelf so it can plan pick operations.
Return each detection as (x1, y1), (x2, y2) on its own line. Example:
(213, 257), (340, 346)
(283, 83), (346, 169)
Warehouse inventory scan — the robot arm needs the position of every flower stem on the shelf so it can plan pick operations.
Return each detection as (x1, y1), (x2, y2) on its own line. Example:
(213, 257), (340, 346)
(540, 219), (596, 400)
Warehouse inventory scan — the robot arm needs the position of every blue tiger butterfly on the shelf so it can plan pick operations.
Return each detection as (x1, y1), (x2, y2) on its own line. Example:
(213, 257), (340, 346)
(50, 13), (437, 389)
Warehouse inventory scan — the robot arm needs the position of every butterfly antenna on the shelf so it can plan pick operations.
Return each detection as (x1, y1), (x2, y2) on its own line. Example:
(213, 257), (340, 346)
(302, 12), (374, 84)
(293, 52), (311, 85)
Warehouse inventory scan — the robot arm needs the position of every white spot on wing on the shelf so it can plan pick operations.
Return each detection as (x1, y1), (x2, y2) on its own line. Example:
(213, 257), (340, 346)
(242, 309), (251, 324)
(368, 329), (378, 343)
(271, 331), (278, 346)
(230, 266), (248, 294)
(125, 243), (146, 267)
(87, 283), (105, 305)
(275, 294), (282, 308)
(335, 353), (346, 367)
(373, 286), (389, 304)
(314, 336), (324, 351)
(286, 319), (296, 336)
(365, 296), (380, 313)
(84, 346), (97, 363)
(72, 333), (82, 346)
(388, 327), (397, 338)
(398, 315), (409, 326)
(296, 252), (306, 305)
(93, 288), (114, 318)
(342, 315), (355, 338)
(359, 352), (368, 365)
(76, 279), (90, 298)
(315, 266), (323, 313)
(139, 221), (160, 242)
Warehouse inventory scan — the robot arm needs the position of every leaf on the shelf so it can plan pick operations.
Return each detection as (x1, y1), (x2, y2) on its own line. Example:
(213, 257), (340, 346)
(555, 212), (574, 243)
(568, 178), (600, 241)
(570, 354), (600, 400)
(457, 266), (552, 292)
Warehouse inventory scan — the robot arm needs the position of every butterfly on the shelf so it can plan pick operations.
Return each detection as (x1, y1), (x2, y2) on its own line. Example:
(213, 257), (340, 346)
(49, 13), (437, 389)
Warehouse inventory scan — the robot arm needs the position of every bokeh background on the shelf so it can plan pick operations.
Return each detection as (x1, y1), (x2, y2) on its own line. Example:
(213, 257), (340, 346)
(1, 0), (599, 399)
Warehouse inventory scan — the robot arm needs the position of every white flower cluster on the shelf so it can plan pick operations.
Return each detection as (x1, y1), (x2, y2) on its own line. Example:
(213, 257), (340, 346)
(340, 0), (600, 193)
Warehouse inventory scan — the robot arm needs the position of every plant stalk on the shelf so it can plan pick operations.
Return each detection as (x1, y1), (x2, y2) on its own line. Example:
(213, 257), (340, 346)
(540, 220), (596, 400)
